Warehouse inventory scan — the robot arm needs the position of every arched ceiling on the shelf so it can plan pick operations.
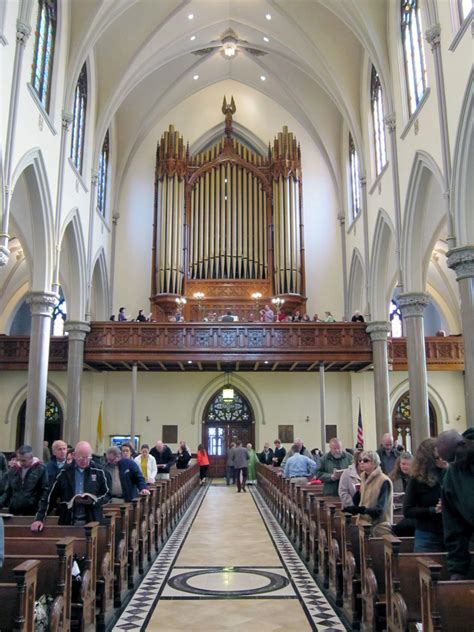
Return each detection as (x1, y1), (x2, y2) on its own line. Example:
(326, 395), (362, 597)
(66, 0), (391, 192)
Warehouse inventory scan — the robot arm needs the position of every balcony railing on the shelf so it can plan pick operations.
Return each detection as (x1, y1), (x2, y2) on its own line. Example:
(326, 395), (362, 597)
(0, 325), (464, 372)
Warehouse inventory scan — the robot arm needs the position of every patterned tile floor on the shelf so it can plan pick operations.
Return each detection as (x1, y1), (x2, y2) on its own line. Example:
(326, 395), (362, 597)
(113, 482), (347, 631)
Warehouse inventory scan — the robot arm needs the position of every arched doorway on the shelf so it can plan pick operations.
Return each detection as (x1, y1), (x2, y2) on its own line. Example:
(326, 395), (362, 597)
(202, 389), (254, 477)
(392, 392), (438, 452)
(16, 392), (64, 450)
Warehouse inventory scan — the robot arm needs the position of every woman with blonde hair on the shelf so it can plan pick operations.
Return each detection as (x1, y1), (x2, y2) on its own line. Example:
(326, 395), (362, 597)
(389, 451), (413, 493)
(344, 450), (393, 536)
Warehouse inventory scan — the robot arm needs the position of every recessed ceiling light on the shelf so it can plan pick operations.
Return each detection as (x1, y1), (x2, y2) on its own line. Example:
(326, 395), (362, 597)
(190, 35), (196, 41)
(260, 75), (266, 81)
(193, 74), (199, 80)
(263, 36), (269, 42)
(264, 360), (269, 365)
(188, 360), (192, 364)
(188, 13), (194, 20)
(265, 13), (272, 20)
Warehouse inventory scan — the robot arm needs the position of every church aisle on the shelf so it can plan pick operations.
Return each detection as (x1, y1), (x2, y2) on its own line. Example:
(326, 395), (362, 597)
(113, 483), (347, 631)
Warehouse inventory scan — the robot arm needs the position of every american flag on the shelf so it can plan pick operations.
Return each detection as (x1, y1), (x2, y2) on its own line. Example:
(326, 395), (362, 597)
(356, 402), (364, 447)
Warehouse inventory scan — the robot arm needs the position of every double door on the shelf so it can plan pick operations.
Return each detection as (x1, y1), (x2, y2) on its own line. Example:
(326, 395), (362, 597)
(203, 423), (254, 477)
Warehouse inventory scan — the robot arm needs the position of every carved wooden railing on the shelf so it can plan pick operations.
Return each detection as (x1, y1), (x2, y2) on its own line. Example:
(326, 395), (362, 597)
(0, 328), (464, 371)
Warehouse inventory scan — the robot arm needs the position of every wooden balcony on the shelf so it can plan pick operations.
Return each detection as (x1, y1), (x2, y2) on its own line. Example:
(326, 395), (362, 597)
(0, 325), (464, 372)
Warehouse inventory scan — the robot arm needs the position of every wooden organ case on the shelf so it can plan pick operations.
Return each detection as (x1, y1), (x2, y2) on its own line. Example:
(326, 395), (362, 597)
(151, 97), (307, 321)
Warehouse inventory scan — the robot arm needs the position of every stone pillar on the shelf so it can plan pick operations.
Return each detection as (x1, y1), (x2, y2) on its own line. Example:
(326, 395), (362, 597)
(359, 176), (371, 317)
(398, 292), (430, 449)
(64, 321), (91, 446)
(319, 363), (326, 451)
(447, 246), (474, 423)
(366, 322), (392, 441)
(384, 113), (403, 287)
(131, 362), (138, 445)
(25, 291), (58, 457)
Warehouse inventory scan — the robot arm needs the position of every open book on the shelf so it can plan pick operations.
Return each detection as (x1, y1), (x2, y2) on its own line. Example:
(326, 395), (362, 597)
(63, 493), (98, 509)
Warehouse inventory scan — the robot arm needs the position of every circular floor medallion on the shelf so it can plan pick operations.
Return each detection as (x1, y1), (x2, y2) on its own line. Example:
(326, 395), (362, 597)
(167, 567), (289, 596)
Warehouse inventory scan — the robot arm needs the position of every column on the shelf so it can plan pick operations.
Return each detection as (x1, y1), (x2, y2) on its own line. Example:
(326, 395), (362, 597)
(447, 246), (474, 423)
(398, 292), (430, 449)
(366, 322), (392, 440)
(384, 113), (403, 287)
(64, 320), (91, 446)
(25, 291), (58, 457)
(131, 362), (138, 445)
(359, 176), (371, 316)
(319, 363), (326, 451)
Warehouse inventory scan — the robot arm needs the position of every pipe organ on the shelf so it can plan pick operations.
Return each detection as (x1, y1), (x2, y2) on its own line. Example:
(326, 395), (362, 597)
(151, 98), (306, 321)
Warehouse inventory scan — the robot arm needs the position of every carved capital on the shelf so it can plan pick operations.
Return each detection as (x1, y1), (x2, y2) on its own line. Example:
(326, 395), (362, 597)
(0, 244), (10, 267)
(26, 291), (58, 317)
(62, 111), (73, 131)
(91, 171), (99, 186)
(64, 320), (91, 342)
(425, 24), (441, 50)
(384, 113), (396, 133)
(398, 292), (430, 318)
(447, 245), (474, 280)
(366, 321), (391, 342)
(16, 20), (31, 45)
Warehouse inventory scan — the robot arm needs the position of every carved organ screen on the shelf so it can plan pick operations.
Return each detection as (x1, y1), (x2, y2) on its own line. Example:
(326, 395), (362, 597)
(151, 98), (306, 319)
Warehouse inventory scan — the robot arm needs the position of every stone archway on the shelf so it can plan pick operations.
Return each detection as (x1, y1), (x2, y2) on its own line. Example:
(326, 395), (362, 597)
(391, 391), (438, 452)
(16, 392), (64, 450)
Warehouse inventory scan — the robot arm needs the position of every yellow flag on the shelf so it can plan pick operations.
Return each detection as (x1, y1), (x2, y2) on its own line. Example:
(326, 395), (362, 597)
(96, 401), (104, 453)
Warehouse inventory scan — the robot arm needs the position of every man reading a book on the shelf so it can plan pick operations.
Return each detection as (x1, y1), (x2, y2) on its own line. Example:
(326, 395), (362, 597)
(30, 441), (111, 530)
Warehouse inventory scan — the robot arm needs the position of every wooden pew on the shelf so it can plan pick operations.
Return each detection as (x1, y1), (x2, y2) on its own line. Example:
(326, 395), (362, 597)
(341, 512), (362, 628)
(1, 537), (74, 632)
(0, 560), (39, 632)
(103, 504), (129, 607)
(327, 504), (345, 606)
(4, 523), (99, 632)
(317, 496), (341, 587)
(418, 557), (474, 631)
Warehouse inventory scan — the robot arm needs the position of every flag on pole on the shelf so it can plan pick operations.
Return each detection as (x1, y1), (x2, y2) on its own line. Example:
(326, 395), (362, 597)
(96, 401), (104, 454)
(356, 401), (364, 448)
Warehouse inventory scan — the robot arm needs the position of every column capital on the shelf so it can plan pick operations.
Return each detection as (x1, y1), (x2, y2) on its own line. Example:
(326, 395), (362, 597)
(16, 20), (31, 46)
(0, 245), (10, 267)
(398, 292), (430, 318)
(26, 291), (58, 317)
(366, 321), (391, 342)
(64, 320), (91, 341)
(384, 113), (396, 132)
(62, 111), (73, 131)
(91, 170), (99, 186)
(447, 245), (474, 281)
(425, 24), (441, 50)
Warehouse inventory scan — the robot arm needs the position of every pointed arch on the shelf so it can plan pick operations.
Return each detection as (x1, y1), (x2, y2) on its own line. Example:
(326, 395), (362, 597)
(451, 70), (473, 245)
(401, 151), (446, 292)
(370, 209), (398, 320)
(58, 208), (87, 320)
(190, 121), (267, 156)
(10, 148), (54, 291)
(348, 248), (365, 317)
(89, 248), (110, 320)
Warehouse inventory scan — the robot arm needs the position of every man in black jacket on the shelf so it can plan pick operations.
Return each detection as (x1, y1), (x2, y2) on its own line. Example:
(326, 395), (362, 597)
(272, 439), (286, 466)
(150, 441), (175, 480)
(0, 445), (49, 516)
(258, 443), (274, 465)
(31, 441), (111, 530)
(104, 446), (149, 501)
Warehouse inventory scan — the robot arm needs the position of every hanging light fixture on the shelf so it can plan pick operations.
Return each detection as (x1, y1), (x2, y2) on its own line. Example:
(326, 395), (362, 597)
(222, 372), (235, 402)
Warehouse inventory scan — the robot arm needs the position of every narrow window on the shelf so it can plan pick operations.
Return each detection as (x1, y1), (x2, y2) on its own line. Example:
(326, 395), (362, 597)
(458, 0), (472, 21)
(31, 0), (57, 112)
(390, 299), (403, 337)
(370, 66), (387, 175)
(349, 133), (361, 220)
(97, 130), (109, 216)
(70, 64), (88, 173)
(401, 0), (427, 116)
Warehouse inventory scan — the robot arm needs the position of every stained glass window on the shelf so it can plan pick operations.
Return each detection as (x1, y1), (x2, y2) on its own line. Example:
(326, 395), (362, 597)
(390, 299), (402, 337)
(205, 391), (252, 424)
(97, 130), (109, 216)
(349, 133), (361, 220)
(370, 66), (387, 175)
(31, 0), (57, 112)
(70, 64), (88, 173)
(401, 0), (427, 116)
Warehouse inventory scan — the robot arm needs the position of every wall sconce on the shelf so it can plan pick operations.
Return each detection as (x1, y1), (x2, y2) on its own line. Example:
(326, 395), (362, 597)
(305, 416), (310, 423)
(146, 416), (150, 423)
(272, 296), (285, 310)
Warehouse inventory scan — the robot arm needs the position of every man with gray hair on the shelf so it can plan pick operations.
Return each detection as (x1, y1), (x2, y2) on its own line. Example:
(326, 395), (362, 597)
(104, 446), (149, 502)
(150, 441), (175, 480)
(376, 433), (398, 475)
(0, 445), (49, 516)
(316, 438), (352, 495)
(281, 438), (313, 467)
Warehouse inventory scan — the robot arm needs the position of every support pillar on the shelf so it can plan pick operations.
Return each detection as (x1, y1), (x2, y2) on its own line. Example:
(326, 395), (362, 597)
(319, 363), (326, 451)
(366, 322), (392, 440)
(398, 292), (430, 449)
(131, 362), (138, 445)
(384, 114), (403, 288)
(447, 246), (474, 423)
(64, 320), (91, 446)
(25, 291), (58, 457)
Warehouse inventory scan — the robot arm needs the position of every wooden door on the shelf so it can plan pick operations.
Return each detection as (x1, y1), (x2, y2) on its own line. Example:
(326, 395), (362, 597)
(203, 423), (254, 477)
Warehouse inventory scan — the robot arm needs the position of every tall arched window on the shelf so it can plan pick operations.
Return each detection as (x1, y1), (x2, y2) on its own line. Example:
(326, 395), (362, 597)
(349, 133), (361, 220)
(370, 66), (387, 175)
(390, 299), (403, 337)
(70, 64), (88, 174)
(458, 0), (472, 21)
(401, 0), (427, 116)
(97, 130), (109, 216)
(31, 0), (57, 112)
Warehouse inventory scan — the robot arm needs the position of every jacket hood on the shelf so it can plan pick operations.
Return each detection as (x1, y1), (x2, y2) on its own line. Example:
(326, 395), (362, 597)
(12, 456), (43, 471)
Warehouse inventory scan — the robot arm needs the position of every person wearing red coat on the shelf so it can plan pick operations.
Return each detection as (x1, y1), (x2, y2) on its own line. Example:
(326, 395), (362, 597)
(196, 445), (210, 485)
